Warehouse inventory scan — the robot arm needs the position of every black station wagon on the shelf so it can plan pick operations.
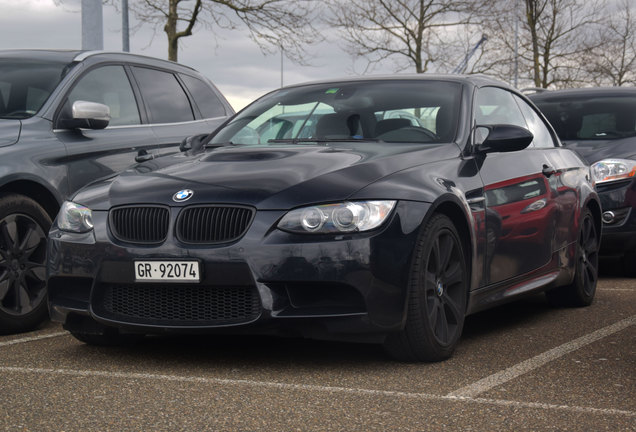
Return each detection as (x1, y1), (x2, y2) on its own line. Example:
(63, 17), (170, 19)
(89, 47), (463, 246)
(0, 49), (233, 333)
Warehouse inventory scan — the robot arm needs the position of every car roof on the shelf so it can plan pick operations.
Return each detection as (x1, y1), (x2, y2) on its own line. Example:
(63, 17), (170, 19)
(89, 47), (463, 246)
(0, 49), (82, 63)
(0, 49), (196, 72)
(529, 87), (636, 101)
(278, 73), (515, 91)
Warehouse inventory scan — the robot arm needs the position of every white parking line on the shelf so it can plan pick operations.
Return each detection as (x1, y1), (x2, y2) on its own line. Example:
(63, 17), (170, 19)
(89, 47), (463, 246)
(0, 365), (633, 418)
(0, 331), (67, 347)
(448, 315), (635, 398)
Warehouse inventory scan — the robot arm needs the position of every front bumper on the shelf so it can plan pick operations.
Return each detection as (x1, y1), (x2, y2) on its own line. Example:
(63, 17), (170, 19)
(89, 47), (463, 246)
(597, 178), (636, 256)
(47, 201), (430, 342)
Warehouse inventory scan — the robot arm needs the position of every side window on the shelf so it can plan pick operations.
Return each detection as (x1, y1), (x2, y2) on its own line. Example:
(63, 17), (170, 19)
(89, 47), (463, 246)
(132, 67), (194, 124)
(475, 87), (527, 128)
(67, 65), (140, 126)
(179, 74), (226, 118)
(513, 95), (556, 148)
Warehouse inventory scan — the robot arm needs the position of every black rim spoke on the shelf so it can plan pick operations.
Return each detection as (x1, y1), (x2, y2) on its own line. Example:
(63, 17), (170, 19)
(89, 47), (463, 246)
(0, 270), (10, 300)
(428, 297), (439, 328)
(438, 234), (453, 272)
(14, 281), (31, 313)
(25, 263), (46, 283)
(0, 220), (17, 250)
(425, 270), (437, 290)
(432, 237), (442, 272)
(444, 261), (463, 287)
(18, 225), (42, 257)
(442, 291), (462, 324)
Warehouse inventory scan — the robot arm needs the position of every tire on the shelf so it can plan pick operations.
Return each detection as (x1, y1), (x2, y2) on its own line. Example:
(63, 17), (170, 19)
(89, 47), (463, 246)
(384, 214), (468, 362)
(546, 208), (599, 307)
(0, 194), (52, 334)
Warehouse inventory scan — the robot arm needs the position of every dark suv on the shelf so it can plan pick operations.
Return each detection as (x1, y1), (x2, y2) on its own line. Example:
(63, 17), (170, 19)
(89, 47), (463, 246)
(530, 88), (636, 275)
(0, 50), (234, 333)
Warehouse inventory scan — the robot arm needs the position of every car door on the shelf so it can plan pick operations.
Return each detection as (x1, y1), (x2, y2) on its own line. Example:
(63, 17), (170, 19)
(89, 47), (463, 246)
(130, 67), (228, 159)
(513, 93), (580, 254)
(54, 64), (157, 193)
(475, 86), (559, 285)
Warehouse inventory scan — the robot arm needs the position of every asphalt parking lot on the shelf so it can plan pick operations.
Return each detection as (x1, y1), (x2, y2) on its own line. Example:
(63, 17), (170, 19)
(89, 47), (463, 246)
(1, 265), (634, 431)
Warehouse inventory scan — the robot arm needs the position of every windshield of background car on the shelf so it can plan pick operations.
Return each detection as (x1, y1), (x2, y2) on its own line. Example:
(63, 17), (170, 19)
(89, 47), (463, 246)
(0, 59), (73, 119)
(210, 81), (462, 146)
(533, 95), (636, 141)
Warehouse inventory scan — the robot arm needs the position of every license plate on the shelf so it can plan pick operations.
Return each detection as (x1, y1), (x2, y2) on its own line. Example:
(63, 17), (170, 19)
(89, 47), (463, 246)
(134, 261), (200, 282)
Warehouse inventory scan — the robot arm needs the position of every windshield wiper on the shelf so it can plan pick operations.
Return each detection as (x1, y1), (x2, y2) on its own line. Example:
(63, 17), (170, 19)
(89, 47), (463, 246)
(204, 141), (238, 148)
(268, 138), (379, 144)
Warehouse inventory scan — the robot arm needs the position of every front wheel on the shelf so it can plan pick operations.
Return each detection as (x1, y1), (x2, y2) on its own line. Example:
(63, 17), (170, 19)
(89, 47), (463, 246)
(384, 214), (468, 362)
(0, 194), (52, 334)
(546, 208), (599, 307)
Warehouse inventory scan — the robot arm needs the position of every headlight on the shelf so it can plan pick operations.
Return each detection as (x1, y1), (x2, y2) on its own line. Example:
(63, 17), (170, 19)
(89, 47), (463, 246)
(591, 159), (636, 184)
(278, 201), (396, 234)
(57, 201), (94, 233)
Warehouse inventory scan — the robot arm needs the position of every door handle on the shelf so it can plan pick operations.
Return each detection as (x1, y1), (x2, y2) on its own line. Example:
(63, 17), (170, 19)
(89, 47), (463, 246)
(542, 164), (556, 177)
(135, 149), (154, 163)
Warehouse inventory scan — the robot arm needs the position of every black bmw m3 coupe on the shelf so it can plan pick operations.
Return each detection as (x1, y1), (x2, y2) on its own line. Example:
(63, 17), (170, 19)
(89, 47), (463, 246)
(47, 75), (601, 361)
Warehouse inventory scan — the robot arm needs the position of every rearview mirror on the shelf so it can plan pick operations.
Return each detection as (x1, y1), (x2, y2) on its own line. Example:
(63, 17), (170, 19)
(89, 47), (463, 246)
(474, 124), (533, 154)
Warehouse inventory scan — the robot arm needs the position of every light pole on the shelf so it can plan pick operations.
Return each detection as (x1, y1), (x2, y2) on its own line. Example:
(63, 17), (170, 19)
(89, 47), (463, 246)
(81, 0), (103, 50)
(122, 0), (130, 52)
(280, 45), (284, 88)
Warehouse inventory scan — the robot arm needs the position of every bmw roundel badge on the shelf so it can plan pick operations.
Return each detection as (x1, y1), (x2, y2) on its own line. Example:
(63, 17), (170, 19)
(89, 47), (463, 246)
(173, 189), (194, 202)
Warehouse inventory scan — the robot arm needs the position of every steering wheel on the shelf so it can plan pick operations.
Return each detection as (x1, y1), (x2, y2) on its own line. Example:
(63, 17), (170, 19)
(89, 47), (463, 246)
(378, 126), (439, 143)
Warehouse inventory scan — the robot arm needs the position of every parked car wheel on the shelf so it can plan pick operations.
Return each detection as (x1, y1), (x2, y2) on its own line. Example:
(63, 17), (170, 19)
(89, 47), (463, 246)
(0, 194), (51, 334)
(384, 214), (468, 362)
(546, 208), (599, 307)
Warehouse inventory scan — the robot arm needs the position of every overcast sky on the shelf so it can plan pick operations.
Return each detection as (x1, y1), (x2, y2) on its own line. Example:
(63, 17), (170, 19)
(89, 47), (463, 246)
(0, 0), (396, 110)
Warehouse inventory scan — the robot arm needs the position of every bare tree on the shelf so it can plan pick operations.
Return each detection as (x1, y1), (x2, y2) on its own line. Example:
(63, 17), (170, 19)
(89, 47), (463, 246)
(114, 0), (320, 62)
(478, 0), (606, 89)
(327, 0), (482, 74)
(586, 0), (636, 86)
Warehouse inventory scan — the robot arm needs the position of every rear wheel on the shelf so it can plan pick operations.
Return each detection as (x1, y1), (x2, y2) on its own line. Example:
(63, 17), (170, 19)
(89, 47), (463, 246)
(546, 208), (599, 306)
(384, 214), (468, 362)
(0, 194), (52, 334)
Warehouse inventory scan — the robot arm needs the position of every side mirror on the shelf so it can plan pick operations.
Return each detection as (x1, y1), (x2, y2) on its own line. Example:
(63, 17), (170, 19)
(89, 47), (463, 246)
(59, 101), (110, 130)
(180, 134), (208, 153)
(474, 124), (533, 154)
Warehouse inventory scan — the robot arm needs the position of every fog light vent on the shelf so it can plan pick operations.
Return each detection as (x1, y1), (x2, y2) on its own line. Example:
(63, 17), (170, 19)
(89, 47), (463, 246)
(602, 211), (616, 224)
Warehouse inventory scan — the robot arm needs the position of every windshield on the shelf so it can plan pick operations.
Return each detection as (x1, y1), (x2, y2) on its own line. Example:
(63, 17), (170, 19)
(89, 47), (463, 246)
(533, 95), (636, 141)
(0, 59), (74, 119)
(211, 80), (462, 146)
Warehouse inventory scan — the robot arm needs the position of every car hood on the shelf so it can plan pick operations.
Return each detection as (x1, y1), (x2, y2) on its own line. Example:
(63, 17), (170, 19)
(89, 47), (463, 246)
(562, 137), (636, 164)
(0, 119), (21, 147)
(74, 143), (454, 210)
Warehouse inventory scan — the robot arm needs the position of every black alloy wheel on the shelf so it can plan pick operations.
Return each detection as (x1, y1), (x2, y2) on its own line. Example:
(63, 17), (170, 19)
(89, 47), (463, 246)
(385, 214), (468, 362)
(546, 208), (599, 307)
(0, 195), (51, 334)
